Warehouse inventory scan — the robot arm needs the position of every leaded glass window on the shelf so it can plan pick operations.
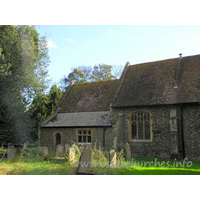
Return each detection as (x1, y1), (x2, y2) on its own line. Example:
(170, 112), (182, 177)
(77, 130), (92, 143)
(130, 112), (151, 140)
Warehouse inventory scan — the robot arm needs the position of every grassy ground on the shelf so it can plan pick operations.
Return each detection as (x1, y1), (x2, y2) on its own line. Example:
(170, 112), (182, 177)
(1, 147), (200, 175)
(89, 157), (200, 175)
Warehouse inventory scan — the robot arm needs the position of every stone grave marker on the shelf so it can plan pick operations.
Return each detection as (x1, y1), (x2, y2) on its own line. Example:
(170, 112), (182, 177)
(43, 147), (48, 156)
(68, 147), (75, 163)
(64, 144), (70, 155)
(23, 141), (28, 151)
(125, 143), (131, 160)
(7, 145), (15, 159)
(76, 147), (92, 174)
(109, 150), (116, 167)
(56, 144), (64, 156)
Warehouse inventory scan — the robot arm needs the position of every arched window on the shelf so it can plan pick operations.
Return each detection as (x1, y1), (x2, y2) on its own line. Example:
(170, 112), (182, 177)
(56, 133), (61, 146)
(128, 112), (152, 141)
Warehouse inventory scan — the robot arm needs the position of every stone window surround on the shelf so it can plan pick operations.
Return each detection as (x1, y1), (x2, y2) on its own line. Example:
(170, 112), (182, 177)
(76, 128), (93, 145)
(128, 111), (153, 142)
(53, 131), (64, 150)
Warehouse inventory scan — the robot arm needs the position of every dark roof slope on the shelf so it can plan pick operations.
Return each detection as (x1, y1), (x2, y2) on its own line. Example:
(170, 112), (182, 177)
(41, 111), (118, 127)
(113, 54), (200, 107)
(58, 79), (119, 113)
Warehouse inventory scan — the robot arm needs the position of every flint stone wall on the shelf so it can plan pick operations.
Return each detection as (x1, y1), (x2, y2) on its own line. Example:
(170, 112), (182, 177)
(112, 103), (200, 160)
(182, 104), (200, 160)
(40, 127), (114, 152)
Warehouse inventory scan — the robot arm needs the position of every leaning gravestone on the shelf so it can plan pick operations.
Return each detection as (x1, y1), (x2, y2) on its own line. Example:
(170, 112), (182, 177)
(56, 144), (64, 156)
(109, 150), (116, 167)
(43, 147), (48, 156)
(68, 147), (75, 163)
(76, 147), (92, 174)
(7, 145), (15, 159)
(64, 144), (70, 155)
(125, 143), (131, 160)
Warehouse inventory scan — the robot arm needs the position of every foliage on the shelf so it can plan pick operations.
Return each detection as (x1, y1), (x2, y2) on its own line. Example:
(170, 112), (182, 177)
(31, 141), (44, 157)
(63, 68), (86, 85)
(61, 64), (117, 90)
(0, 25), (50, 144)
(71, 143), (81, 156)
(28, 84), (63, 141)
(92, 142), (108, 163)
(90, 64), (116, 81)
(117, 143), (127, 155)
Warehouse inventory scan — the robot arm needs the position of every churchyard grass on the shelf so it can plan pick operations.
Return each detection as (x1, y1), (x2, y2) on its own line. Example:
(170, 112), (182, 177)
(88, 156), (200, 175)
(0, 156), (76, 175)
(1, 146), (200, 175)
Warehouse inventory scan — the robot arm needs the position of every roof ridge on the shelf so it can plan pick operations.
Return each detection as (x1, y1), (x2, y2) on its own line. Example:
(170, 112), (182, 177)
(129, 54), (200, 67)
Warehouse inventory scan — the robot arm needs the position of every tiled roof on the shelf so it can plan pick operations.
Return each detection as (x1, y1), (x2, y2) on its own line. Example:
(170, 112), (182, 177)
(113, 54), (200, 107)
(58, 79), (119, 113)
(41, 111), (118, 127)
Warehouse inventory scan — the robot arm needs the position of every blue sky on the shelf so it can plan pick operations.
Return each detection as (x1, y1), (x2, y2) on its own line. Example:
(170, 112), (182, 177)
(35, 25), (200, 85)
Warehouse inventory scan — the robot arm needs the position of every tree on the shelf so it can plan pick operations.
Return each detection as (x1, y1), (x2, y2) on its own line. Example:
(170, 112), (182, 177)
(61, 64), (117, 90)
(62, 68), (86, 90)
(0, 25), (50, 143)
(29, 84), (62, 141)
(90, 64), (116, 81)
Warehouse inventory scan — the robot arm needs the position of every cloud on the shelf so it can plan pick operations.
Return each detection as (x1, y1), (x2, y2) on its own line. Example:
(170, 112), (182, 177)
(67, 38), (76, 43)
(47, 39), (57, 49)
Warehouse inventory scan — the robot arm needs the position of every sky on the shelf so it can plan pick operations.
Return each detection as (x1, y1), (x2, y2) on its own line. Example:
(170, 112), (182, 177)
(35, 25), (200, 85)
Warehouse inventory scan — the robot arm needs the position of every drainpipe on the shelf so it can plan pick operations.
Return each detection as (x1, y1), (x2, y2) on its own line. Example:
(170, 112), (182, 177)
(174, 53), (182, 88)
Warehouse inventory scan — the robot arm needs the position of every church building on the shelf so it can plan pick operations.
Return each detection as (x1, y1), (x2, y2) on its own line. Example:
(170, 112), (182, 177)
(40, 54), (200, 160)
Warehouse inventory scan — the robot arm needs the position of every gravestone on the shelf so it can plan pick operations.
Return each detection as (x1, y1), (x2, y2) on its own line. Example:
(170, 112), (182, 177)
(68, 147), (75, 163)
(64, 144), (70, 155)
(109, 150), (116, 167)
(56, 144), (64, 156)
(17, 147), (21, 154)
(125, 143), (131, 160)
(23, 141), (28, 151)
(76, 147), (92, 174)
(7, 145), (15, 159)
(43, 147), (48, 156)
